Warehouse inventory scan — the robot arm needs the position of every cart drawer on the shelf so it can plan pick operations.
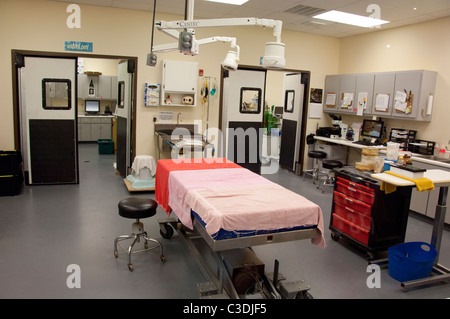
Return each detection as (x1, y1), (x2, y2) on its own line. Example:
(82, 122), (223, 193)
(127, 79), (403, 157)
(337, 177), (375, 194)
(334, 202), (371, 230)
(336, 181), (375, 205)
(333, 191), (373, 216)
(332, 213), (369, 246)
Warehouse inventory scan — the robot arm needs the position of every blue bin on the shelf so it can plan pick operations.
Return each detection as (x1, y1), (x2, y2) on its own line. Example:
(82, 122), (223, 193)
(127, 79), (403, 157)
(388, 242), (437, 282)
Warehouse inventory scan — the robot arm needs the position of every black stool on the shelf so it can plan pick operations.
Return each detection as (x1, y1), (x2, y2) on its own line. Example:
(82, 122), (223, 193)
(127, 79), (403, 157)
(303, 150), (327, 184)
(320, 160), (343, 192)
(114, 198), (165, 271)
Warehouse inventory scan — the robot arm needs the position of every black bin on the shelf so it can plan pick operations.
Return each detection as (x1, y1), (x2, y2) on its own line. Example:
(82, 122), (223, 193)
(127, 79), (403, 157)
(0, 150), (24, 196)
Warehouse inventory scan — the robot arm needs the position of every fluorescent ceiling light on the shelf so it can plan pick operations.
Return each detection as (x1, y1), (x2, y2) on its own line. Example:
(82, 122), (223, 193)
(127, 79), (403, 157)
(205, 0), (249, 5)
(313, 10), (389, 28)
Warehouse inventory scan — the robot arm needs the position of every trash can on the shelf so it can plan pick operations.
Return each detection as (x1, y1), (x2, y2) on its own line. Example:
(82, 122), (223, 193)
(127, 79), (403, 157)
(97, 139), (114, 154)
(388, 242), (437, 282)
(0, 150), (24, 196)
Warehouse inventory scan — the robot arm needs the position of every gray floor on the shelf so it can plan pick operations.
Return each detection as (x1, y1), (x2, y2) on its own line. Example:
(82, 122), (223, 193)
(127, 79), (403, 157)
(0, 143), (449, 299)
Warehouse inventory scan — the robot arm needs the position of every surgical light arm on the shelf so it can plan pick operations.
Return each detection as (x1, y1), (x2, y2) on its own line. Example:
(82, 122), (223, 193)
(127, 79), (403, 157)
(151, 17), (285, 69)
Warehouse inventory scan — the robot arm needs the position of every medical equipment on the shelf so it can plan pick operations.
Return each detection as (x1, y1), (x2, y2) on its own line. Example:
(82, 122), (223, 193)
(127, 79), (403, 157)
(148, 0), (286, 70)
(155, 158), (325, 298)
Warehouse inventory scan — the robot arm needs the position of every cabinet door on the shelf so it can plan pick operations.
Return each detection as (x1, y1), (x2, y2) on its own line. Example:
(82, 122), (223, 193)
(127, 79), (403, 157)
(77, 74), (87, 98)
(78, 123), (91, 141)
(337, 74), (356, 113)
(391, 71), (421, 119)
(410, 188), (429, 216)
(98, 76), (112, 100)
(323, 75), (340, 113)
(111, 76), (118, 100)
(91, 124), (101, 141)
(371, 72), (395, 116)
(355, 73), (375, 115)
(163, 60), (198, 93)
(99, 123), (111, 139)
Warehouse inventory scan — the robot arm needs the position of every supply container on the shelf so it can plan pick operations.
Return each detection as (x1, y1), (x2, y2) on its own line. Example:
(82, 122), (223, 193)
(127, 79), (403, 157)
(0, 150), (24, 196)
(386, 142), (400, 160)
(383, 159), (395, 172)
(97, 139), (114, 154)
(388, 242), (437, 282)
(356, 147), (379, 171)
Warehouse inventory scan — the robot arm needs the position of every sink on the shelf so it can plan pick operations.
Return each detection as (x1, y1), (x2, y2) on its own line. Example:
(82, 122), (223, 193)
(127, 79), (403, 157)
(155, 124), (196, 135)
(155, 124), (202, 152)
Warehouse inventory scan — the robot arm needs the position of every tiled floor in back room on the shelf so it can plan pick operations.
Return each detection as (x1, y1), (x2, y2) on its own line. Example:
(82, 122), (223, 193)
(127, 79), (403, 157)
(0, 143), (449, 299)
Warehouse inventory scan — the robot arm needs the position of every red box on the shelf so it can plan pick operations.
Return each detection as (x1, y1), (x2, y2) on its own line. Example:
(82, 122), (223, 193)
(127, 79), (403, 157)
(333, 191), (373, 216)
(334, 202), (371, 230)
(336, 181), (375, 205)
(332, 213), (369, 245)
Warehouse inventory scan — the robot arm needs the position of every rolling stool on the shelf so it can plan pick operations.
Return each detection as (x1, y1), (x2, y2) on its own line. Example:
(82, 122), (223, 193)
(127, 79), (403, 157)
(303, 150), (327, 184)
(320, 160), (343, 193)
(114, 198), (165, 271)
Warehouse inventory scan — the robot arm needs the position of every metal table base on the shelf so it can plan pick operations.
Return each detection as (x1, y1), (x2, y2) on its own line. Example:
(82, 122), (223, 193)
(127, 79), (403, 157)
(370, 185), (450, 291)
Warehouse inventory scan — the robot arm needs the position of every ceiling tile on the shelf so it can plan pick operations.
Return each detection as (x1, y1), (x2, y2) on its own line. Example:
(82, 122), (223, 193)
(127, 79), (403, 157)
(46, 0), (450, 38)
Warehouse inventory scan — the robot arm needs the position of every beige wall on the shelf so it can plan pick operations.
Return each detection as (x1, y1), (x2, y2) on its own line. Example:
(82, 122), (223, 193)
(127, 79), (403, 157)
(3, 0), (447, 161)
(0, 0), (338, 159)
(339, 16), (450, 148)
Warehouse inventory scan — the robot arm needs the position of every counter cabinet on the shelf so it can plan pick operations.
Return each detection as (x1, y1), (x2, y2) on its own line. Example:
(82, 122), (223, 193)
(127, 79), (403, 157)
(78, 116), (112, 142)
(409, 160), (450, 225)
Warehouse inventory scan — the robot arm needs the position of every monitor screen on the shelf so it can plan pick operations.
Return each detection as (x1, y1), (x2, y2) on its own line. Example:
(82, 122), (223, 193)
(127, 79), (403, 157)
(85, 100), (100, 113)
(361, 120), (383, 138)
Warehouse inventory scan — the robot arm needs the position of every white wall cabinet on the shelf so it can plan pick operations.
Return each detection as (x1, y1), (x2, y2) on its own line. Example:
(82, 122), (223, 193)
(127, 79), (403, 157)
(160, 60), (198, 107)
(323, 70), (436, 121)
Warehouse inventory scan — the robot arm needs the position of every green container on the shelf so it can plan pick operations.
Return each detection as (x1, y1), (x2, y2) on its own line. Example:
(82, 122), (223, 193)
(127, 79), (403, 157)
(97, 139), (114, 154)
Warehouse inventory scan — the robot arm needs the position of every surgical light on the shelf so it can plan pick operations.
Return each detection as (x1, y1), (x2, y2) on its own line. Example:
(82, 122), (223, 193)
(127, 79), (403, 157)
(222, 50), (239, 71)
(262, 42), (285, 69)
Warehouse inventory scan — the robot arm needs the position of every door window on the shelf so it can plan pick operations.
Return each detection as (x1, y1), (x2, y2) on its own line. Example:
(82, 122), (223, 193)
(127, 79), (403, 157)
(42, 78), (72, 110)
(284, 90), (295, 113)
(240, 87), (261, 114)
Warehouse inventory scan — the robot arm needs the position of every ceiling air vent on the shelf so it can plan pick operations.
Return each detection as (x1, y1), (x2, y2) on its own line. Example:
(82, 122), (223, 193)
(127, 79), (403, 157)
(283, 4), (328, 17)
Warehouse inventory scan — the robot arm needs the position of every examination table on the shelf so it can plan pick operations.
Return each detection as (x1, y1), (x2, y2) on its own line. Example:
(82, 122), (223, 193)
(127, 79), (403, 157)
(155, 158), (325, 299)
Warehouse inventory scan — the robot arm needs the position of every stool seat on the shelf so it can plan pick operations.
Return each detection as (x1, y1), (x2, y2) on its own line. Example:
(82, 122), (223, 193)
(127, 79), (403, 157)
(308, 150), (327, 159)
(322, 160), (343, 170)
(118, 198), (158, 219)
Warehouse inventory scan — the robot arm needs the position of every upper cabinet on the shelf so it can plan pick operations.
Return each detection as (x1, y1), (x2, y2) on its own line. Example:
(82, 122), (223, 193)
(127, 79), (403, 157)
(78, 74), (118, 100)
(161, 60), (198, 107)
(323, 70), (437, 121)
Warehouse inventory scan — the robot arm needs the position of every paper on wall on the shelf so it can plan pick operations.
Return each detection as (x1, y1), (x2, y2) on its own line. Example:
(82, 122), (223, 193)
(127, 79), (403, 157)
(375, 93), (389, 111)
(341, 92), (353, 109)
(356, 92), (368, 116)
(309, 103), (322, 119)
(394, 100), (408, 112)
(325, 93), (336, 106)
(394, 91), (407, 103)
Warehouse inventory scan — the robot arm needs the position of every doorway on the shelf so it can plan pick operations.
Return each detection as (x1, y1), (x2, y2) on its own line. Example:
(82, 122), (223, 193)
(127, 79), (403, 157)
(11, 50), (138, 183)
(219, 65), (310, 176)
